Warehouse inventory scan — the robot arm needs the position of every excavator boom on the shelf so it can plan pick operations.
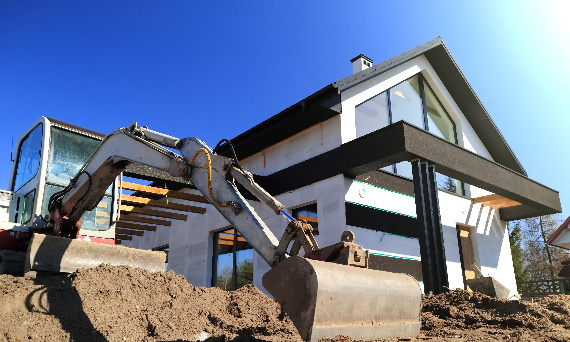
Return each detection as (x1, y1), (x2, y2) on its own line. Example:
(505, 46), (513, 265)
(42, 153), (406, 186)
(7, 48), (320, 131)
(26, 122), (421, 341)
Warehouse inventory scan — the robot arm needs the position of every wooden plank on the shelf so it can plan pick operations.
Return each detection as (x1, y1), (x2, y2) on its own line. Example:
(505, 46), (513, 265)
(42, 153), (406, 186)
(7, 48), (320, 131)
(218, 235), (247, 242)
(120, 195), (206, 214)
(472, 193), (521, 208)
(119, 214), (171, 226)
(472, 194), (504, 204)
(491, 201), (522, 210)
(116, 221), (157, 232)
(218, 239), (234, 246)
(120, 205), (188, 221)
(116, 228), (145, 236)
(220, 229), (241, 236)
(97, 211), (110, 217)
(297, 214), (318, 223)
(96, 218), (108, 225)
(115, 239), (122, 245)
(120, 181), (209, 203)
(116, 234), (132, 241)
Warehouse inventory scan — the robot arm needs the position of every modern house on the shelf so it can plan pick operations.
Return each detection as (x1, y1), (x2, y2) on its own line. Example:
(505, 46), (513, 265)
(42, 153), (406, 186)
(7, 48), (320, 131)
(121, 38), (562, 296)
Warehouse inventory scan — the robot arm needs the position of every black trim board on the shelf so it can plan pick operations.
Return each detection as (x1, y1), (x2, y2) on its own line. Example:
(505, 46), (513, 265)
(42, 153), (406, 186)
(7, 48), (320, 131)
(256, 121), (560, 221)
(345, 202), (417, 239)
(355, 170), (415, 197)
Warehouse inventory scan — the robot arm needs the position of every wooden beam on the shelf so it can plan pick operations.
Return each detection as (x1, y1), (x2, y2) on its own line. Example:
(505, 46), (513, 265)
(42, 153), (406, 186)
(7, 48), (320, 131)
(297, 214), (318, 223)
(218, 235), (247, 242)
(491, 201), (522, 210)
(119, 214), (171, 226)
(116, 234), (132, 241)
(472, 193), (521, 209)
(120, 205), (188, 221)
(472, 194), (504, 204)
(120, 181), (209, 203)
(218, 240), (234, 246)
(116, 221), (157, 232)
(120, 194), (206, 214)
(116, 228), (145, 236)
(115, 239), (122, 245)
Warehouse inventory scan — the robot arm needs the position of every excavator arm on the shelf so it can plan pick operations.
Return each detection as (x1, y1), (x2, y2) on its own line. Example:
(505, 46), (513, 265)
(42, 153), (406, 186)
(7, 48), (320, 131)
(30, 122), (422, 341)
(47, 123), (291, 266)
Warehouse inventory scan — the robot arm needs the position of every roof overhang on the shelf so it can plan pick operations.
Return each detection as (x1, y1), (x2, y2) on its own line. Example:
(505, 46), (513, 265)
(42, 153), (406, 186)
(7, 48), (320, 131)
(256, 121), (560, 221)
(217, 85), (341, 159)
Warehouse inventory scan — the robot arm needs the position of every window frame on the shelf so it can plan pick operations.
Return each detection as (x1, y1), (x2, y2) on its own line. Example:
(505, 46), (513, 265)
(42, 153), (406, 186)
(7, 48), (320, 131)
(11, 123), (43, 192)
(355, 73), (465, 195)
(211, 228), (254, 290)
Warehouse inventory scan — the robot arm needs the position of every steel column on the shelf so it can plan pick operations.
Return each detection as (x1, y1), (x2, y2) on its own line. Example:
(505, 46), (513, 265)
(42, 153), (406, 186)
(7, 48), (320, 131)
(412, 160), (448, 294)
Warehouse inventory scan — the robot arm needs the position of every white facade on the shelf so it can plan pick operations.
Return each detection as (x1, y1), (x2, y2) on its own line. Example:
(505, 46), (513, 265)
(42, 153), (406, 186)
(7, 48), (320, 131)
(123, 54), (518, 296)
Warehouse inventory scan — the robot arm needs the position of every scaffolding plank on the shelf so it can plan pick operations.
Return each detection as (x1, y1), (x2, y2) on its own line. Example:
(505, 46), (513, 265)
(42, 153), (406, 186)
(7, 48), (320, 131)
(116, 228), (145, 236)
(119, 214), (171, 226)
(120, 205), (188, 221)
(120, 181), (209, 203)
(120, 194), (206, 214)
(116, 221), (157, 232)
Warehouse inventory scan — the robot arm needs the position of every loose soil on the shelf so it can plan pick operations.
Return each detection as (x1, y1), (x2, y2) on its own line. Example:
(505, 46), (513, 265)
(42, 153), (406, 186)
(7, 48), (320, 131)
(1, 265), (569, 342)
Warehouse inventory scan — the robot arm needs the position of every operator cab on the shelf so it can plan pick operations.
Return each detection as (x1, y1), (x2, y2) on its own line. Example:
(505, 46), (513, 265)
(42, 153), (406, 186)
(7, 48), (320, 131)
(8, 117), (116, 240)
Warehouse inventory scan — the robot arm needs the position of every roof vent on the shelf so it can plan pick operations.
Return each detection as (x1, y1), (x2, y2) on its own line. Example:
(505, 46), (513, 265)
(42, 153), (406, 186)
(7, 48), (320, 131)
(350, 54), (373, 74)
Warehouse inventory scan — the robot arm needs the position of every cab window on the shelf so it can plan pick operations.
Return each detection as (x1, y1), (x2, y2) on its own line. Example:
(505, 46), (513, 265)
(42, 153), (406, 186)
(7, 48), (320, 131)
(13, 124), (43, 191)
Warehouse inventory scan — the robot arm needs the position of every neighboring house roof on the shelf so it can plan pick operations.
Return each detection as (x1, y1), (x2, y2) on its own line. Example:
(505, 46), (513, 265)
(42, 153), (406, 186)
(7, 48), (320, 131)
(219, 37), (526, 176)
(547, 215), (570, 249)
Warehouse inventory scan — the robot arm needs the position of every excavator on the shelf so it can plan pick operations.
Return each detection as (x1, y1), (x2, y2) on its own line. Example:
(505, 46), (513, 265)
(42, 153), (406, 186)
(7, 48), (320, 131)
(2, 117), (421, 341)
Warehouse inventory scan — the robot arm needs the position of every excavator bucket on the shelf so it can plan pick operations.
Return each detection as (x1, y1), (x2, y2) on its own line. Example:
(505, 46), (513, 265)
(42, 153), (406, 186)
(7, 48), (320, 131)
(262, 256), (422, 341)
(25, 234), (167, 273)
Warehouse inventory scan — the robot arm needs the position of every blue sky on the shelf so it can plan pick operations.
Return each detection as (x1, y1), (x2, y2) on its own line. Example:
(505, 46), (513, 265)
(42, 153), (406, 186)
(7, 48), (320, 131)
(1, 2), (568, 221)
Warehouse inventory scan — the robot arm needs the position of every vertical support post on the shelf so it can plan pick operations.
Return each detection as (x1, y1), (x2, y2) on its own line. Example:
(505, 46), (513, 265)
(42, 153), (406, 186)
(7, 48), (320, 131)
(412, 159), (449, 294)
(412, 159), (434, 293)
(427, 164), (449, 290)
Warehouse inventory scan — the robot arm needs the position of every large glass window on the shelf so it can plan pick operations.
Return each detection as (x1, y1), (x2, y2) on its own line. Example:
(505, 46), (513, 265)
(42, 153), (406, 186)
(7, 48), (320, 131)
(390, 75), (425, 128)
(47, 127), (101, 185)
(212, 228), (253, 291)
(355, 91), (390, 138)
(424, 82), (456, 143)
(13, 124), (43, 191)
(355, 74), (463, 195)
(41, 126), (112, 230)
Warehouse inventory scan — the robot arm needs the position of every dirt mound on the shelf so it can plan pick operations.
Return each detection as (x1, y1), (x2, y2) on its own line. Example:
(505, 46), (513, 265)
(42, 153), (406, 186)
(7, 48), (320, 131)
(418, 289), (570, 341)
(2, 265), (570, 342)
(0, 264), (300, 342)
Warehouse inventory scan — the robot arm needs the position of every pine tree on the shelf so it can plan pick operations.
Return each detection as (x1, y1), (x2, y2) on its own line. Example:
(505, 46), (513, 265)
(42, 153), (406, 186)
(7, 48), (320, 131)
(509, 222), (529, 287)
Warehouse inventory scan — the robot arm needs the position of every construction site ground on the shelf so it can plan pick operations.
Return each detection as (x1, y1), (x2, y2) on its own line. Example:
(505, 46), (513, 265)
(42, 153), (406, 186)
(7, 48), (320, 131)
(1, 264), (570, 342)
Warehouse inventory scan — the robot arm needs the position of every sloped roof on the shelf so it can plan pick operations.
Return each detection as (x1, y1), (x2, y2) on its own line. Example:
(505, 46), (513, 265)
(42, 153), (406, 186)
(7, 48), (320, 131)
(547, 215), (570, 249)
(220, 37), (526, 176)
